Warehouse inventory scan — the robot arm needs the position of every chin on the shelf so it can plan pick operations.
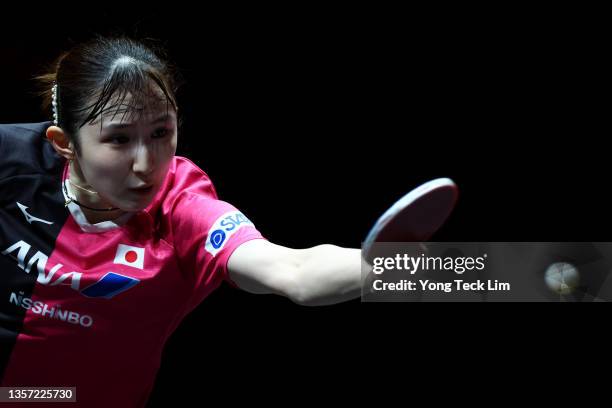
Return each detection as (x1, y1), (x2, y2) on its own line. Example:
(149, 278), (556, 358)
(113, 189), (158, 212)
(112, 201), (144, 212)
(121, 203), (150, 212)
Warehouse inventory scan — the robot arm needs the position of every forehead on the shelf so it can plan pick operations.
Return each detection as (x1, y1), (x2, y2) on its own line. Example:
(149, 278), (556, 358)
(99, 106), (175, 127)
(88, 85), (176, 127)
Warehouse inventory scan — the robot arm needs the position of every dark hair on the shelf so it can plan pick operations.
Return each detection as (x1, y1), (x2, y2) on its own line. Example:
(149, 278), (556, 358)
(37, 36), (180, 155)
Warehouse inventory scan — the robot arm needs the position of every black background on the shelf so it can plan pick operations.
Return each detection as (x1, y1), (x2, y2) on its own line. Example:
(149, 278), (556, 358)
(0, 5), (607, 405)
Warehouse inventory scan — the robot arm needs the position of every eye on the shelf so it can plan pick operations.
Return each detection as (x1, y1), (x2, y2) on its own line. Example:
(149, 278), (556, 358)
(107, 134), (130, 145)
(152, 127), (170, 139)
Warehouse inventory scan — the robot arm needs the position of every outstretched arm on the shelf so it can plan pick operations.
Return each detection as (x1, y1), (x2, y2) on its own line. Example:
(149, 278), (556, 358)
(227, 239), (364, 306)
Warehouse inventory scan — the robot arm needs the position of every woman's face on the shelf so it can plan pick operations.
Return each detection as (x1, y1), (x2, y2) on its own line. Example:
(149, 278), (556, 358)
(75, 98), (178, 212)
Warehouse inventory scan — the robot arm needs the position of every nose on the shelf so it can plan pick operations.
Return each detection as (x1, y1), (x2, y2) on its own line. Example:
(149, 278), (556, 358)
(132, 144), (155, 177)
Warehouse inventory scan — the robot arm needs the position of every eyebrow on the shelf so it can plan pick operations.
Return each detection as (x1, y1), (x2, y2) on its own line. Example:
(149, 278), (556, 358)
(103, 114), (173, 130)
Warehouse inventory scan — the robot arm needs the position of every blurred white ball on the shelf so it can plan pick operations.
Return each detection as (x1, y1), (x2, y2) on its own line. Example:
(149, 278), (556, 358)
(545, 262), (579, 295)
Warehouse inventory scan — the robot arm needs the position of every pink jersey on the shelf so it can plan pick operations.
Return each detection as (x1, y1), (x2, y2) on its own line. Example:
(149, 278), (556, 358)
(0, 122), (265, 407)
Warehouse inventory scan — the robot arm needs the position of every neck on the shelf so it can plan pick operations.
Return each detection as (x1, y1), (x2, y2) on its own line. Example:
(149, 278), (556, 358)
(68, 160), (127, 224)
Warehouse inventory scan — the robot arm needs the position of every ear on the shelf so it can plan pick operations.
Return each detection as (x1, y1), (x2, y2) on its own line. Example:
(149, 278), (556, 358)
(46, 126), (75, 160)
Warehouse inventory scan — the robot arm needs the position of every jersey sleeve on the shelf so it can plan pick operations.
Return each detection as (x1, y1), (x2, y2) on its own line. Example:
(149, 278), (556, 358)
(166, 157), (266, 312)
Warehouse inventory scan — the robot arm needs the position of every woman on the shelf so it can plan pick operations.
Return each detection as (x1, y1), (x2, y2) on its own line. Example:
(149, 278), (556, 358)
(0, 36), (361, 407)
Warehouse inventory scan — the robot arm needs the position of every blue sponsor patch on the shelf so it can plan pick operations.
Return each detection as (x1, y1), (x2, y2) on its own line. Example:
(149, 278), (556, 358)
(81, 272), (140, 299)
(204, 211), (255, 257)
(210, 229), (227, 249)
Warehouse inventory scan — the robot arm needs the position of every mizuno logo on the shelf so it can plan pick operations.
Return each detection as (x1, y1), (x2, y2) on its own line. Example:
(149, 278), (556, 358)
(17, 202), (53, 225)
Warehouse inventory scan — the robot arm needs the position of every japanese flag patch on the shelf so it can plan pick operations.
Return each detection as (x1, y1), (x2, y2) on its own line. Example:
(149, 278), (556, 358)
(114, 244), (145, 269)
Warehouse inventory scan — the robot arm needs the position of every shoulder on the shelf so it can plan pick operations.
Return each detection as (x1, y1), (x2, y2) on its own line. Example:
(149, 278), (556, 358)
(0, 122), (50, 148)
(164, 156), (219, 201)
(147, 155), (221, 235)
(161, 157), (254, 235)
(0, 122), (62, 177)
(0, 122), (50, 135)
